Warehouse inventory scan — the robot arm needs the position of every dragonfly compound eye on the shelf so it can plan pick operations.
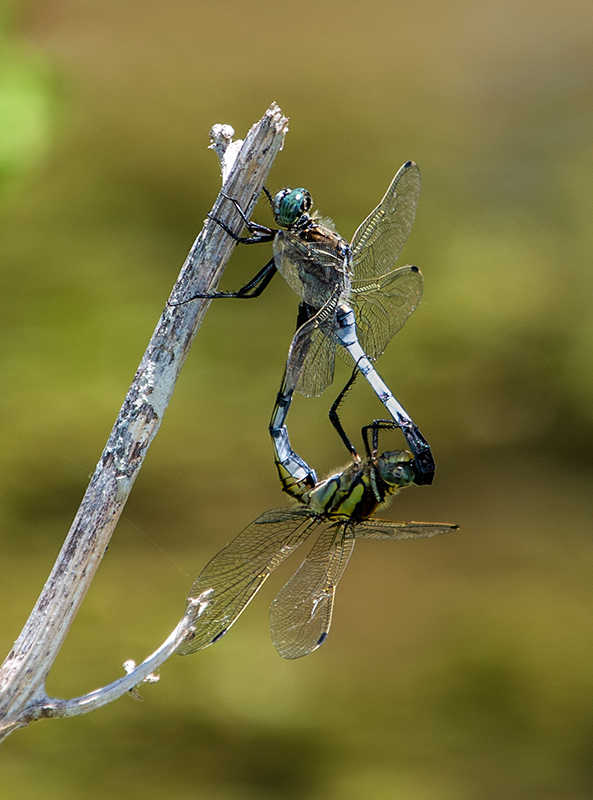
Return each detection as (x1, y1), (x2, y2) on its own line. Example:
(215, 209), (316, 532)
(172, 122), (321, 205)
(273, 188), (313, 227)
(376, 451), (416, 487)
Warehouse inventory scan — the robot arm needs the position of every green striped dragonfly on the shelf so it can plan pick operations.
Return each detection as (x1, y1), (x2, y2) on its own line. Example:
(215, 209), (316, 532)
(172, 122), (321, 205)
(177, 375), (456, 659)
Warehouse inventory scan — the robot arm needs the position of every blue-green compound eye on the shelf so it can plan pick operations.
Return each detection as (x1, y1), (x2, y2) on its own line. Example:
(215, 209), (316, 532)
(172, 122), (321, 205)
(273, 188), (312, 226)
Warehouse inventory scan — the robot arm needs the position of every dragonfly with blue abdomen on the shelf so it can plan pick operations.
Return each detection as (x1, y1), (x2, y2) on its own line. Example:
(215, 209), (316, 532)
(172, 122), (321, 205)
(180, 161), (435, 485)
(176, 371), (457, 660)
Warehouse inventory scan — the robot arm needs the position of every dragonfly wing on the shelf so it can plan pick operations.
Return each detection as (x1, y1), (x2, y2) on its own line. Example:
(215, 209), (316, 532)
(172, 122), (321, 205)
(177, 509), (318, 655)
(274, 226), (349, 309)
(350, 161), (421, 281)
(341, 265), (423, 364)
(285, 288), (340, 397)
(270, 523), (356, 659)
(256, 507), (312, 523)
(273, 231), (308, 298)
(354, 519), (459, 540)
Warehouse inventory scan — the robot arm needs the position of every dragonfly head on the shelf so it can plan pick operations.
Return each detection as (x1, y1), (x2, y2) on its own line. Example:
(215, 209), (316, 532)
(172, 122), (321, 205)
(376, 450), (416, 488)
(272, 188), (312, 227)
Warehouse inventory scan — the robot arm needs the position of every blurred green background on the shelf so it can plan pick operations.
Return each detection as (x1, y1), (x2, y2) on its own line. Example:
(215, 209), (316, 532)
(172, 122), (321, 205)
(1, 0), (592, 797)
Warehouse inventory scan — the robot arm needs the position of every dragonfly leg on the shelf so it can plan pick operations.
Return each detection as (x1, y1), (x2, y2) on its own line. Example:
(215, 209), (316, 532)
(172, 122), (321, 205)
(218, 191), (275, 234)
(207, 211), (275, 245)
(295, 300), (317, 331)
(211, 191), (277, 242)
(329, 367), (361, 461)
(171, 257), (278, 303)
(169, 191), (280, 303)
(218, 191), (252, 225)
(361, 419), (398, 459)
(262, 186), (274, 206)
(335, 305), (436, 485)
(269, 374), (317, 500)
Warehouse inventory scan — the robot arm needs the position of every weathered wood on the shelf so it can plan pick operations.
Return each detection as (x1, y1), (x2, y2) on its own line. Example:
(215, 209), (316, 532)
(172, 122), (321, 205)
(0, 103), (288, 741)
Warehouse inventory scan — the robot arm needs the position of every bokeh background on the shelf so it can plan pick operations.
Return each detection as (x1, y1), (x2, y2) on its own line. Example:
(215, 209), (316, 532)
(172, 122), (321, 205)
(1, 0), (592, 797)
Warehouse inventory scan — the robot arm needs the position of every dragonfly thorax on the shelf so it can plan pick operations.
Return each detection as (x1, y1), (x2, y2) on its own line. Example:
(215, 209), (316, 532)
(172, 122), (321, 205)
(273, 187), (313, 227)
(304, 450), (415, 523)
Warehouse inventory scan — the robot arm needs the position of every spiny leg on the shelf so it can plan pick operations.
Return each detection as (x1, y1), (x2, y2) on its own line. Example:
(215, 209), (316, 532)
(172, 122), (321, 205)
(295, 300), (317, 331)
(171, 190), (280, 303)
(215, 190), (277, 241)
(262, 186), (274, 206)
(206, 213), (275, 245)
(361, 419), (399, 459)
(334, 304), (436, 485)
(328, 367), (361, 461)
(173, 256), (278, 303)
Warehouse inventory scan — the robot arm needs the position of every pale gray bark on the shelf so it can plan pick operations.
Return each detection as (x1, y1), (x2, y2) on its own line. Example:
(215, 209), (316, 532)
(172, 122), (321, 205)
(0, 103), (288, 742)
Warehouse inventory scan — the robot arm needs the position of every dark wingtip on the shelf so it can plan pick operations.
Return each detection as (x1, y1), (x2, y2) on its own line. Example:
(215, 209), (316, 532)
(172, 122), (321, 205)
(410, 265), (420, 273)
(403, 160), (413, 168)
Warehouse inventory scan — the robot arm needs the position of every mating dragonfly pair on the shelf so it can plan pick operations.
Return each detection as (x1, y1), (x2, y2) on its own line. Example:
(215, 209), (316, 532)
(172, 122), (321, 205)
(176, 161), (457, 659)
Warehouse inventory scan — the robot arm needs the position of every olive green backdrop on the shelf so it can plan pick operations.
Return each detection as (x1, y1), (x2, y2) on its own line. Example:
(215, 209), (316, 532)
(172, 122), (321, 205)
(1, 0), (592, 798)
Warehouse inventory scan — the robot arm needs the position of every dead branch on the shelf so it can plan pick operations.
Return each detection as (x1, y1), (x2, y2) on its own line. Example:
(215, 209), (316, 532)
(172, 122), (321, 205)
(0, 103), (288, 742)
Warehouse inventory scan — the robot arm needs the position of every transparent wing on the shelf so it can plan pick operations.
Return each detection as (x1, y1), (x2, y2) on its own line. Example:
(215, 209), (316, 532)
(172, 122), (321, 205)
(351, 161), (421, 281)
(340, 265), (423, 365)
(273, 226), (348, 308)
(177, 508), (319, 655)
(272, 231), (308, 298)
(270, 523), (355, 659)
(354, 519), (459, 540)
(285, 288), (340, 397)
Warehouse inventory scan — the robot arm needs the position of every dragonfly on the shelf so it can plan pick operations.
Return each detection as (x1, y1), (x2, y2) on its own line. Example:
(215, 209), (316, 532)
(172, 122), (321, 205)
(182, 161), (435, 484)
(176, 372), (457, 660)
